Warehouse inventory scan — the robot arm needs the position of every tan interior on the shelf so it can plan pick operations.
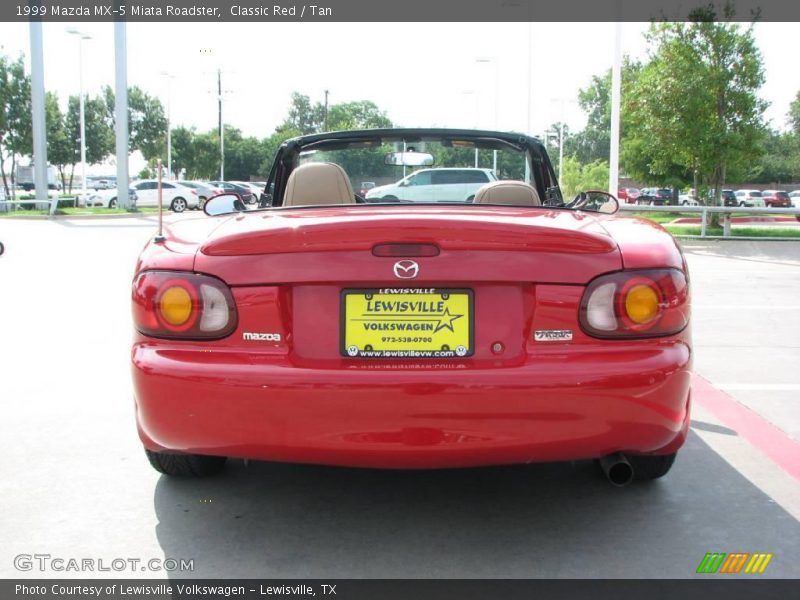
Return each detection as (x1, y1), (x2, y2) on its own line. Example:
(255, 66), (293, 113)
(473, 180), (542, 206)
(283, 162), (355, 206)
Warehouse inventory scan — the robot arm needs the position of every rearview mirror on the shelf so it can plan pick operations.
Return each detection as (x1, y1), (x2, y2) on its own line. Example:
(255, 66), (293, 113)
(568, 191), (619, 215)
(204, 193), (248, 216)
(385, 152), (435, 167)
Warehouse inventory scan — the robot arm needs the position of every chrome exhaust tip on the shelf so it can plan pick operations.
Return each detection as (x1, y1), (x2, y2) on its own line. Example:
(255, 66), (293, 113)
(599, 452), (634, 486)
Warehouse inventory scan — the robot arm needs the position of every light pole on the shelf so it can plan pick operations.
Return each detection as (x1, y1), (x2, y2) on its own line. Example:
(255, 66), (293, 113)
(609, 20), (623, 198)
(66, 28), (92, 199)
(476, 57), (499, 174)
(549, 98), (577, 187)
(160, 71), (175, 180)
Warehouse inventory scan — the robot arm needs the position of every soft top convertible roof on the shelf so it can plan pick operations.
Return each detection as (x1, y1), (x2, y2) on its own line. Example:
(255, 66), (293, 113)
(282, 128), (546, 154)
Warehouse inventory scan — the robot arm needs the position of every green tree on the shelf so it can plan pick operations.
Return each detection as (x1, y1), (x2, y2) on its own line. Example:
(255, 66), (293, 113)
(0, 54), (32, 199)
(624, 10), (767, 212)
(278, 92), (324, 135)
(560, 156), (610, 199)
(102, 85), (167, 160)
(789, 90), (800, 135)
(45, 92), (76, 192)
(570, 59), (642, 165)
(751, 129), (800, 184)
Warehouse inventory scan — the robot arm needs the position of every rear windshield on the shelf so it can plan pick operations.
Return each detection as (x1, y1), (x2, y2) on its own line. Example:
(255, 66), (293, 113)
(750, 191), (762, 197)
(294, 140), (530, 205)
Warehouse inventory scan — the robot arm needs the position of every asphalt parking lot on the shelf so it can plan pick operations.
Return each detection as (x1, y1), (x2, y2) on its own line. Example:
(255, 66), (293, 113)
(0, 215), (798, 579)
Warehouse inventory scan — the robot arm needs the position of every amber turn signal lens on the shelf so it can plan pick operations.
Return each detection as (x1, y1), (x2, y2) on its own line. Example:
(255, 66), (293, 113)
(624, 284), (660, 324)
(159, 285), (193, 326)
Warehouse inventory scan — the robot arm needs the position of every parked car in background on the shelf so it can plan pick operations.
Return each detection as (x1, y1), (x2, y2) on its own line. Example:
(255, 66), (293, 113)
(638, 187), (674, 206)
(208, 181), (256, 204)
(761, 190), (792, 208)
(80, 187), (137, 208)
(734, 190), (765, 207)
(359, 181), (377, 197)
(131, 180), (200, 212)
(616, 188), (640, 204)
(720, 189), (737, 207)
(789, 191), (800, 208)
(678, 191), (700, 206)
(175, 181), (223, 209)
(365, 168), (496, 202)
(232, 181), (268, 205)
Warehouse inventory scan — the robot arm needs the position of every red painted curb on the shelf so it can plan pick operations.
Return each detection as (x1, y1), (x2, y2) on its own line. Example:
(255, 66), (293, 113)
(692, 374), (800, 481)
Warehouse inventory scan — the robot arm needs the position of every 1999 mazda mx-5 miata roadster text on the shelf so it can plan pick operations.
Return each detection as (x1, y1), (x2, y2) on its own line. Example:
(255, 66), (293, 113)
(131, 129), (691, 485)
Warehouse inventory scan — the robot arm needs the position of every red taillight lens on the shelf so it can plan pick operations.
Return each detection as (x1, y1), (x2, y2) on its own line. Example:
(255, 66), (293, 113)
(579, 269), (689, 338)
(132, 271), (238, 339)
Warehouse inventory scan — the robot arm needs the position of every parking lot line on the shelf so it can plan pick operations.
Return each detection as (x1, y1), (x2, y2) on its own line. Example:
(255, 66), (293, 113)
(692, 374), (800, 481)
(715, 384), (800, 391)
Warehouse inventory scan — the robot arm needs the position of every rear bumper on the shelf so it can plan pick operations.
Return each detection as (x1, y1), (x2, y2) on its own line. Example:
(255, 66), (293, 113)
(133, 341), (692, 469)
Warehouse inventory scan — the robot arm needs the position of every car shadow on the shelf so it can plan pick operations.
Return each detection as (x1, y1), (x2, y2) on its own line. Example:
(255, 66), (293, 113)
(153, 432), (799, 579)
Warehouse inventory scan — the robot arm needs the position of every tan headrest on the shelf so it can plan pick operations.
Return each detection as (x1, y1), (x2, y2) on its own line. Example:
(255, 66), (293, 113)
(473, 180), (542, 206)
(283, 162), (355, 206)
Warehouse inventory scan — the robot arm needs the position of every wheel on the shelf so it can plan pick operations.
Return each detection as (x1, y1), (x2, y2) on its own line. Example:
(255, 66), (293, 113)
(628, 452), (677, 480)
(108, 198), (117, 209)
(171, 197), (187, 213)
(0, 241), (4, 256)
(198, 196), (207, 210)
(739, 201), (746, 207)
(145, 449), (226, 477)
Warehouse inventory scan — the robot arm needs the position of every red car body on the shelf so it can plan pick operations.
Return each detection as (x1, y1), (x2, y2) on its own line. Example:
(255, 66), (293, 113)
(617, 188), (640, 204)
(762, 190), (791, 208)
(131, 129), (691, 481)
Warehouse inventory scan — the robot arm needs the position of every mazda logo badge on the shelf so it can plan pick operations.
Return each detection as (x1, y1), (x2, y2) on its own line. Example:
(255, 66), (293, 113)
(393, 260), (419, 279)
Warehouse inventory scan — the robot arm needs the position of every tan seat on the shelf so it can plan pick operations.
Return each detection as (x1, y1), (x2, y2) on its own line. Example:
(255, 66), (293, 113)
(283, 162), (355, 206)
(473, 180), (542, 206)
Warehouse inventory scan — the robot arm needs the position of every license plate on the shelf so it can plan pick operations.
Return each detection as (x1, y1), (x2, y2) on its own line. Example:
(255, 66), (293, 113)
(341, 288), (473, 358)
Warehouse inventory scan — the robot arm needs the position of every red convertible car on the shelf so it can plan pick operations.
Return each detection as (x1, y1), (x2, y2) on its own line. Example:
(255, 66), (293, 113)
(131, 129), (691, 486)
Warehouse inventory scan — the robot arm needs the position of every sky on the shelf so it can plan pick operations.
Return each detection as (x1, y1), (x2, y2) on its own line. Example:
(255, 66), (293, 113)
(0, 21), (797, 175)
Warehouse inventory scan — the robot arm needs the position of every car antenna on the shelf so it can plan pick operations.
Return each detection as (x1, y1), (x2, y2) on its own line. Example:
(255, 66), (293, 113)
(154, 159), (166, 243)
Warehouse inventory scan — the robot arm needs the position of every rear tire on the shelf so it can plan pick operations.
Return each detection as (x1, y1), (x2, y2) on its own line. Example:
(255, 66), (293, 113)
(628, 452), (677, 480)
(108, 198), (117, 209)
(145, 449), (227, 477)
(171, 197), (187, 213)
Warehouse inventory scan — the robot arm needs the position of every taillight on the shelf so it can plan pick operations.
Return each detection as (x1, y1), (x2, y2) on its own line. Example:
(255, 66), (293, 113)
(579, 269), (689, 338)
(132, 271), (237, 339)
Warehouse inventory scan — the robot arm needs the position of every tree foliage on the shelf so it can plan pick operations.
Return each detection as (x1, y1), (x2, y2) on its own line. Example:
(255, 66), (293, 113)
(569, 59), (642, 165)
(560, 156), (610, 199)
(0, 54), (32, 198)
(623, 12), (767, 203)
(102, 85), (167, 160)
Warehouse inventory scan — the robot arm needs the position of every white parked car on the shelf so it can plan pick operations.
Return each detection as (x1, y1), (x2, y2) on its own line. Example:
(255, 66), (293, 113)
(175, 181), (223, 209)
(365, 168), (497, 203)
(789, 190), (800, 208)
(131, 180), (200, 212)
(80, 187), (138, 208)
(734, 189), (765, 208)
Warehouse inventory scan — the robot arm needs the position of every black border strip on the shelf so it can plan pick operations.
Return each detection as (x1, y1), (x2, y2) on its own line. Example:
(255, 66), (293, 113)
(3, 579), (798, 600)
(5, 0), (800, 22)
